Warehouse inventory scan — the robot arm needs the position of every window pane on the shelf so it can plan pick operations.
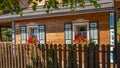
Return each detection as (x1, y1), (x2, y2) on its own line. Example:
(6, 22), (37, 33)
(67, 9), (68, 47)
(33, 29), (38, 37)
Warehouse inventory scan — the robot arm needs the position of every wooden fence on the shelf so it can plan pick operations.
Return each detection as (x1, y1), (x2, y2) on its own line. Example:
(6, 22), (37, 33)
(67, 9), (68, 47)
(0, 44), (120, 68)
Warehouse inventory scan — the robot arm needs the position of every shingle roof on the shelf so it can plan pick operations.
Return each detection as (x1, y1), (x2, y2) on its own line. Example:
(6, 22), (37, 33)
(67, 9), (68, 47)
(0, 1), (114, 22)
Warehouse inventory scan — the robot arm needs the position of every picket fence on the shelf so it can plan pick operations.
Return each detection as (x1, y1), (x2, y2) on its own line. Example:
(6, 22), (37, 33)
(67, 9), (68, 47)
(0, 44), (120, 68)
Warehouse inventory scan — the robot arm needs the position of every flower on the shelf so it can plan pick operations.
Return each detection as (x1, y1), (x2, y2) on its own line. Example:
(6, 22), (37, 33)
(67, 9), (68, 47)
(27, 36), (39, 44)
(74, 34), (87, 44)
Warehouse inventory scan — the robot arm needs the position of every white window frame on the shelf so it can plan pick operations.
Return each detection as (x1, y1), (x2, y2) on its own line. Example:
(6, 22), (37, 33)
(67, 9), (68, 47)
(27, 25), (39, 40)
(72, 19), (89, 42)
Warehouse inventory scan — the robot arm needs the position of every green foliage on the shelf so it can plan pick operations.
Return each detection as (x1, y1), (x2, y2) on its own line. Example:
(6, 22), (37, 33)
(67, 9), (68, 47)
(1, 28), (12, 40)
(0, 0), (100, 15)
(0, 0), (22, 15)
(117, 41), (120, 45)
(117, 18), (120, 34)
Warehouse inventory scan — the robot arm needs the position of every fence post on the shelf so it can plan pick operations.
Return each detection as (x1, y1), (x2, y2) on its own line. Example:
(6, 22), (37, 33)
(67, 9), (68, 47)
(0, 45), (1, 68)
(59, 44), (62, 68)
(22, 45), (26, 68)
(117, 45), (120, 68)
(68, 44), (71, 68)
(84, 45), (88, 68)
(95, 45), (99, 68)
(64, 44), (67, 68)
(89, 45), (94, 68)
(107, 45), (110, 68)
(54, 44), (58, 68)
(102, 45), (105, 68)
(112, 45), (117, 68)
(46, 44), (48, 68)
(79, 44), (82, 68)
(73, 44), (77, 68)
(0, 45), (3, 68)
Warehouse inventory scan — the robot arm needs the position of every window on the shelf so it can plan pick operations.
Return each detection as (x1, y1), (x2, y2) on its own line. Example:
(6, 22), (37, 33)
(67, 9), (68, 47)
(21, 26), (27, 44)
(31, 28), (38, 37)
(90, 22), (98, 44)
(78, 25), (87, 38)
(65, 24), (72, 44)
(39, 25), (45, 44)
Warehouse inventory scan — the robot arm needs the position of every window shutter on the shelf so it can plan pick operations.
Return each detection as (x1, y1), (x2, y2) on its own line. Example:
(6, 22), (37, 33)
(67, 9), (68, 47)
(110, 13), (115, 45)
(65, 24), (72, 44)
(110, 13), (114, 29)
(90, 22), (98, 44)
(21, 26), (27, 44)
(39, 25), (45, 44)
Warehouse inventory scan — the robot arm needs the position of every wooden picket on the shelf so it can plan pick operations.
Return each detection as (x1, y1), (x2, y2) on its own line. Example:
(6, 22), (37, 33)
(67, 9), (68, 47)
(0, 44), (119, 68)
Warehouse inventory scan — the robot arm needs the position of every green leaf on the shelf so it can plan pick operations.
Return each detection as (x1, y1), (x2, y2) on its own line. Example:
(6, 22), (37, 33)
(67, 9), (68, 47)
(32, 2), (37, 11)
(28, 0), (32, 4)
(39, 0), (42, 2)
(20, 11), (23, 17)
(0, 10), (3, 14)
(79, 3), (85, 8)
(0, 0), (100, 16)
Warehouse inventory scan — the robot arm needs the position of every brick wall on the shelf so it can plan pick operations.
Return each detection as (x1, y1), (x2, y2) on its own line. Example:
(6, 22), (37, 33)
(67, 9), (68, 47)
(14, 11), (111, 45)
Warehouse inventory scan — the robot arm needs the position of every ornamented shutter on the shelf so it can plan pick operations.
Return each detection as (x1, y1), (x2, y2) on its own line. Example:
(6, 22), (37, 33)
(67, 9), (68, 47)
(39, 25), (45, 44)
(65, 24), (72, 44)
(110, 13), (115, 45)
(90, 22), (98, 44)
(21, 26), (27, 44)
(109, 12), (115, 63)
(12, 22), (15, 44)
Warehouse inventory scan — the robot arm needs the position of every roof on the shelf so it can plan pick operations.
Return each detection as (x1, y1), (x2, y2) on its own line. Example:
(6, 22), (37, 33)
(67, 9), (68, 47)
(0, 1), (114, 22)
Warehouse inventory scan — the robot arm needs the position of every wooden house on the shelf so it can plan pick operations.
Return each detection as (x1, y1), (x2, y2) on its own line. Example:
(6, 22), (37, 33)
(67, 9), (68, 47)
(0, 0), (116, 45)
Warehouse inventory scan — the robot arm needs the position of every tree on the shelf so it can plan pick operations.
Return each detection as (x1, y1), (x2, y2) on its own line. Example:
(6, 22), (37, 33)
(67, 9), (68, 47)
(0, 0), (100, 15)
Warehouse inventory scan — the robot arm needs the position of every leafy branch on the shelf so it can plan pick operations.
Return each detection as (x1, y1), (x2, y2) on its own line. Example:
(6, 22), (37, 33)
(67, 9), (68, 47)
(0, 0), (100, 15)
